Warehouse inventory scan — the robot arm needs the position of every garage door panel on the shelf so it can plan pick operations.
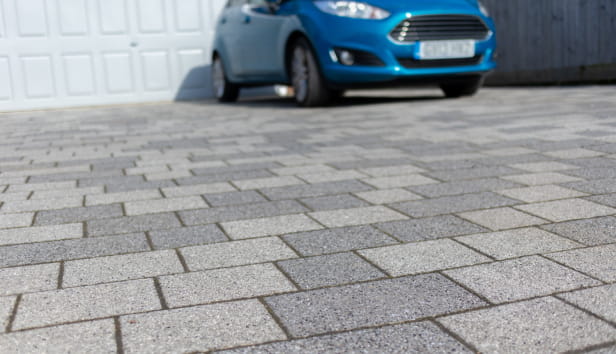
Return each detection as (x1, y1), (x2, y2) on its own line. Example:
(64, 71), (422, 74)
(21, 56), (55, 98)
(178, 49), (206, 90)
(63, 54), (95, 95)
(141, 51), (171, 91)
(174, 0), (202, 33)
(136, 0), (166, 34)
(0, 57), (12, 100)
(103, 52), (134, 93)
(57, 0), (89, 36)
(0, 1), (6, 38)
(98, 0), (129, 35)
(16, 0), (48, 37)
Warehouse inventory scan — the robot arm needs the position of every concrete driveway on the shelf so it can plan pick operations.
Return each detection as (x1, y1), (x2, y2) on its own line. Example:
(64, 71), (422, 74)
(1, 86), (615, 353)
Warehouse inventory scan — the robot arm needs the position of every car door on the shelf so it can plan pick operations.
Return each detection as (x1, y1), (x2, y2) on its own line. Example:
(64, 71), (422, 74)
(216, 0), (248, 77)
(236, 0), (287, 77)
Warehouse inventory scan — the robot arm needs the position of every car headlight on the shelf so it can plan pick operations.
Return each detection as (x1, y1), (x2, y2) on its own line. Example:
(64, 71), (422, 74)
(478, 1), (490, 16)
(314, 1), (390, 20)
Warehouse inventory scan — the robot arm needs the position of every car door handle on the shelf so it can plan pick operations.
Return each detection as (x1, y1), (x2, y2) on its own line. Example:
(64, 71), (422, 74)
(243, 15), (251, 24)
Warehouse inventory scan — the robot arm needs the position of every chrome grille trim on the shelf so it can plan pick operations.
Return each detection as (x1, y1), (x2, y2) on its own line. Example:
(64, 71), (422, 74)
(390, 15), (490, 43)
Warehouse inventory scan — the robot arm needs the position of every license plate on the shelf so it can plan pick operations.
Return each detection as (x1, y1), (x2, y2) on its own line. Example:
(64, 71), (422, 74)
(418, 40), (476, 60)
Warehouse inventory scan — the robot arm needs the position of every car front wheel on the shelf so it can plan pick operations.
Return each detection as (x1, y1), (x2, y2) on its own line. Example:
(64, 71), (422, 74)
(290, 38), (333, 107)
(440, 76), (484, 98)
(211, 56), (239, 103)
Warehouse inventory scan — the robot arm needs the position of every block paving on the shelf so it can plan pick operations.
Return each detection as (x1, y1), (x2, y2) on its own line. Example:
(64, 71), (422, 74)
(0, 86), (616, 352)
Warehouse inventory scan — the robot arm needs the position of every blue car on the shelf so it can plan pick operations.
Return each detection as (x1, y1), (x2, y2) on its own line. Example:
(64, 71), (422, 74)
(212, 0), (496, 106)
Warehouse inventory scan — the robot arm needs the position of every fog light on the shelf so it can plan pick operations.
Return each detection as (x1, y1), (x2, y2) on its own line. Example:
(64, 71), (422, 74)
(338, 50), (355, 66)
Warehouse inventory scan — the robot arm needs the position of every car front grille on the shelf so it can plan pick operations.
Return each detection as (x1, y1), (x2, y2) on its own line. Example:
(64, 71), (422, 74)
(397, 55), (483, 69)
(390, 15), (490, 42)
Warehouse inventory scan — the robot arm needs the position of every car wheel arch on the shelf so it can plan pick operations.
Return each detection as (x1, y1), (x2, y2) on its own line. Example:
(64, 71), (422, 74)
(284, 31), (321, 82)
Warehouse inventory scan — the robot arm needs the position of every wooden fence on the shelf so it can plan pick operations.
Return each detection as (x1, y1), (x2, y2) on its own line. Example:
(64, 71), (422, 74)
(482, 0), (616, 84)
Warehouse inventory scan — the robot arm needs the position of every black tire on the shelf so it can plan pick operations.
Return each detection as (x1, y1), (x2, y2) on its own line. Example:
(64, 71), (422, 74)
(440, 76), (484, 98)
(211, 56), (240, 103)
(290, 38), (334, 107)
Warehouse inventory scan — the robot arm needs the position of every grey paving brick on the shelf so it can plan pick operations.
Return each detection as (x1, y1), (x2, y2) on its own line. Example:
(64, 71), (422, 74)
(159, 263), (296, 308)
(176, 170), (274, 186)
(204, 190), (266, 207)
(149, 224), (228, 249)
(0, 263), (59, 296)
(260, 180), (373, 201)
(541, 216), (616, 246)
(179, 200), (309, 225)
(29, 170), (123, 184)
(6, 181), (76, 193)
(30, 186), (104, 200)
(458, 207), (547, 230)
(456, 227), (582, 260)
(544, 148), (604, 159)
(282, 226), (397, 256)
(563, 167), (616, 180)
(354, 188), (423, 204)
(0, 197), (83, 213)
(297, 170), (367, 184)
(309, 206), (407, 228)
(1, 296), (15, 332)
(13, 279), (161, 330)
(440, 297), (616, 353)
(589, 193), (616, 208)
(192, 162), (281, 175)
(444, 256), (600, 303)
(0, 232), (150, 268)
(0, 223), (83, 246)
(0, 192), (30, 203)
(498, 185), (588, 203)
(360, 239), (490, 276)
(96, 178), (177, 193)
(0, 319), (117, 353)
(277, 253), (385, 289)
(362, 174), (438, 189)
(85, 189), (162, 206)
(426, 166), (523, 181)
(502, 172), (582, 186)
(546, 244), (616, 282)
(510, 161), (580, 172)
(265, 273), (486, 337)
(221, 214), (323, 239)
(181, 237), (297, 271)
(121, 300), (286, 353)
(34, 204), (123, 226)
(516, 198), (616, 222)
(392, 192), (519, 218)
(219, 321), (470, 354)
(270, 164), (335, 176)
(558, 284), (616, 323)
(564, 179), (616, 194)
(63, 250), (184, 287)
(0, 213), (33, 229)
(161, 182), (236, 198)
(409, 178), (522, 198)
(87, 213), (181, 236)
(124, 196), (207, 216)
(375, 215), (488, 242)
(300, 194), (370, 211)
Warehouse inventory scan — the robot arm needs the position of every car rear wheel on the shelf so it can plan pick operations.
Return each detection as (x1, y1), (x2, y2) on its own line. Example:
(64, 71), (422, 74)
(291, 38), (333, 107)
(440, 76), (484, 98)
(211, 56), (239, 103)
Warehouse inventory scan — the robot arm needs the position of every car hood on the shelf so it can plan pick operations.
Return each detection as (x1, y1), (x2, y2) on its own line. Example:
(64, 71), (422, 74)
(365, 0), (479, 13)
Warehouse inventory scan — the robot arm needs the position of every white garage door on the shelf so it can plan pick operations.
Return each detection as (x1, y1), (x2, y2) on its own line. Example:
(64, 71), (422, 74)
(0, 0), (227, 111)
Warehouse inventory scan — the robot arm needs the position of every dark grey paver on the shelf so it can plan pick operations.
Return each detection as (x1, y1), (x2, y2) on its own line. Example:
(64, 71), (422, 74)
(300, 194), (370, 211)
(376, 215), (487, 242)
(439, 297), (616, 353)
(282, 226), (398, 256)
(265, 273), (486, 337)
(558, 284), (616, 323)
(34, 204), (124, 226)
(426, 166), (524, 181)
(179, 200), (308, 225)
(546, 244), (616, 282)
(564, 179), (616, 194)
(0, 233), (150, 267)
(204, 190), (267, 207)
(87, 213), (182, 236)
(392, 192), (519, 218)
(260, 180), (373, 201)
(192, 162), (282, 175)
(175, 170), (274, 186)
(563, 167), (616, 180)
(408, 178), (522, 198)
(588, 193), (616, 208)
(541, 216), (616, 246)
(277, 253), (385, 289)
(29, 170), (124, 183)
(218, 321), (471, 353)
(149, 225), (228, 249)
